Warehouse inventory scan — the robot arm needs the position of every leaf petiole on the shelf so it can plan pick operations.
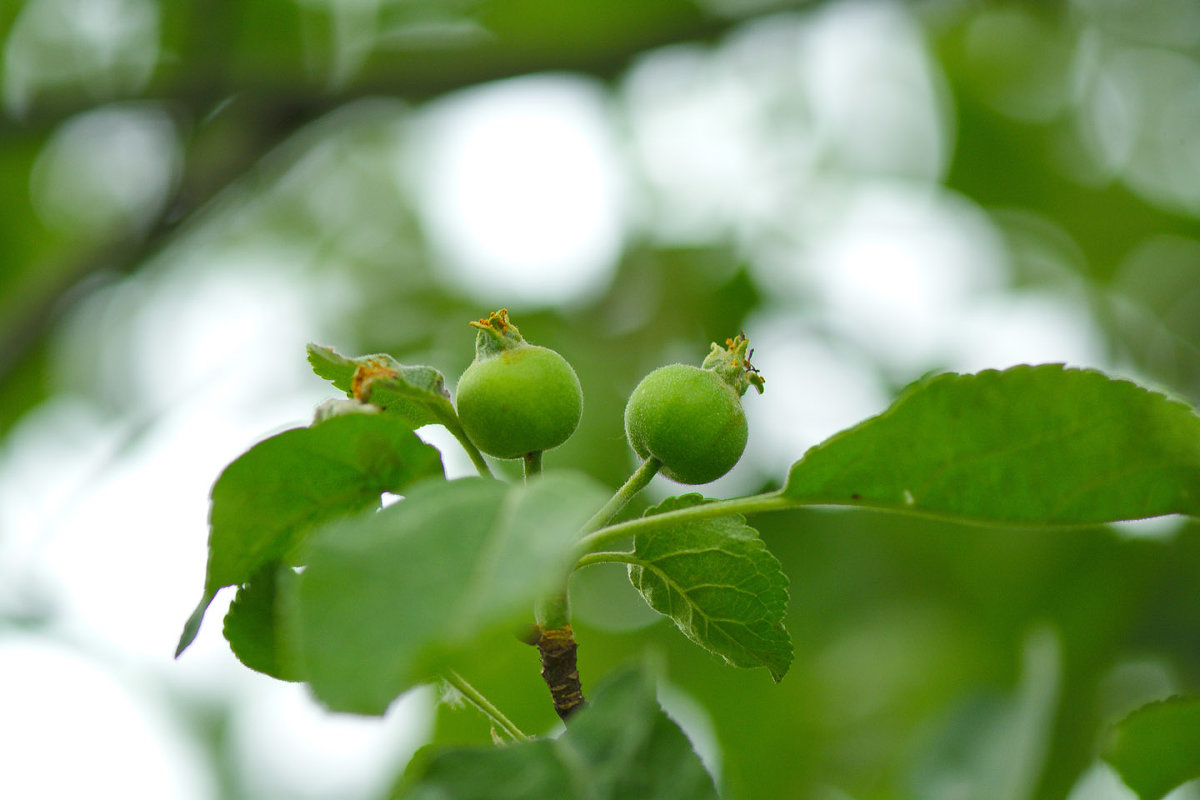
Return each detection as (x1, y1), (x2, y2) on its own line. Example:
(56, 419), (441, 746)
(458, 435), (495, 478)
(442, 669), (531, 743)
(577, 490), (793, 556)
(574, 551), (638, 570)
(437, 409), (494, 479)
(579, 457), (662, 535)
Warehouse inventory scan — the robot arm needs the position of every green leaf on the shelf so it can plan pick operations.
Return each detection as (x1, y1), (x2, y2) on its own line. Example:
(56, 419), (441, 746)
(306, 343), (456, 430)
(296, 471), (608, 714)
(305, 343), (491, 477)
(403, 742), (571, 800)
(222, 563), (304, 682)
(783, 364), (1200, 525)
(397, 665), (718, 800)
(176, 413), (443, 655)
(909, 626), (1060, 800)
(628, 494), (792, 681)
(206, 413), (443, 591)
(306, 342), (360, 391)
(1103, 694), (1200, 800)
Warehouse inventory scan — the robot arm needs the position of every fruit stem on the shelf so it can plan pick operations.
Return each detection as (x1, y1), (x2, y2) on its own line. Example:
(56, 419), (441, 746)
(523, 450), (543, 481)
(576, 489), (793, 556)
(442, 669), (530, 742)
(579, 457), (662, 535)
(454, 429), (495, 478)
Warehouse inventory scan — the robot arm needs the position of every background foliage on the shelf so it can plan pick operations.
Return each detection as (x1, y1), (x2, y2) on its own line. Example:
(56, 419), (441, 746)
(2, 0), (1200, 798)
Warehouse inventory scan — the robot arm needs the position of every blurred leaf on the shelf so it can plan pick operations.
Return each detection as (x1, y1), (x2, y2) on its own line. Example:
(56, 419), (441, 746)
(307, 343), (455, 429)
(783, 365), (1200, 525)
(176, 413), (444, 655)
(397, 665), (718, 800)
(403, 739), (572, 800)
(222, 563), (303, 682)
(297, 472), (607, 714)
(628, 494), (792, 681)
(1103, 694), (1200, 800)
(909, 627), (1060, 800)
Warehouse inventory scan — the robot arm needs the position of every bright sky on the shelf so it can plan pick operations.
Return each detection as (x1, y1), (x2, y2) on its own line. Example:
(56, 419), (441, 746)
(408, 73), (626, 308)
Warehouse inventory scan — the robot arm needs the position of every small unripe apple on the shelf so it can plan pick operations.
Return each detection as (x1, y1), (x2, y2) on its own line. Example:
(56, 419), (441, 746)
(456, 310), (583, 460)
(624, 335), (763, 484)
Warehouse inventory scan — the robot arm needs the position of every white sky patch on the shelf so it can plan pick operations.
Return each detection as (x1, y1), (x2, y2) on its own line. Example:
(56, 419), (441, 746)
(30, 103), (180, 236)
(38, 406), (286, 660)
(945, 289), (1109, 374)
(0, 242), (433, 799)
(0, 398), (119, 583)
(230, 679), (434, 800)
(50, 240), (337, 421)
(1063, 762), (1140, 800)
(622, 41), (772, 244)
(17, 251), (337, 664)
(740, 311), (891, 478)
(3, 0), (159, 116)
(804, 182), (1009, 373)
(409, 73), (627, 307)
(414, 423), (478, 479)
(1074, 40), (1200, 217)
(799, 1), (950, 181)
(124, 247), (328, 415)
(621, 4), (950, 247)
(0, 636), (214, 800)
(0, 258), (341, 665)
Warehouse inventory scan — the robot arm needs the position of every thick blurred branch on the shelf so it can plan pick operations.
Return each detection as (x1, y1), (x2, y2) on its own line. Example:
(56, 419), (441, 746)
(0, 2), (787, 388)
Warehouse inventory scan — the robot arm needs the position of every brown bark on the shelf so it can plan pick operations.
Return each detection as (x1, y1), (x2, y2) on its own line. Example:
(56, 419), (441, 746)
(536, 626), (585, 721)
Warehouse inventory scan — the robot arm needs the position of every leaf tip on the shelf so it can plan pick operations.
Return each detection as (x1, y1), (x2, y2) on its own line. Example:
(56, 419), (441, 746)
(175, 591), (216, 658)
(768, 634), (794, 683)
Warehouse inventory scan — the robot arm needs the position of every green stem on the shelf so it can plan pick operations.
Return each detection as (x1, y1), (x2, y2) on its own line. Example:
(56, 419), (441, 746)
(575, 551), (639, 570)
(576, 490), (794, 555)
(462, 441), (494, 478)
(579, 457), (662, 535)
(535, 592), (569, 630)
(523, 450), (543, 481)
(442, 669), (530, 742)
(441, 415), (493, 479)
